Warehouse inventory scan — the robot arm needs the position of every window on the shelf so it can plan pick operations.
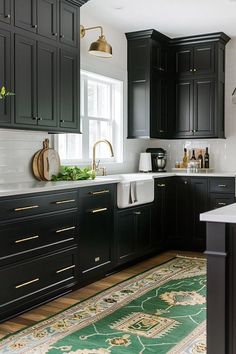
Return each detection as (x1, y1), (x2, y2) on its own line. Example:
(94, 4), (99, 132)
(56, 70), (123, 165)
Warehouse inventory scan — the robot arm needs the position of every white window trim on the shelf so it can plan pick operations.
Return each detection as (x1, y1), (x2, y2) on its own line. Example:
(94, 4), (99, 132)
(54, 70), (124, 166)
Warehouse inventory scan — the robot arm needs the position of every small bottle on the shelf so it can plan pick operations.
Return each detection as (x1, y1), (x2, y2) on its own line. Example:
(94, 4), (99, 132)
(182, 148), (188, 168)
(190, 149), (196, 161)
(204, 147), (209, 168)
(198, 150), (203, 169)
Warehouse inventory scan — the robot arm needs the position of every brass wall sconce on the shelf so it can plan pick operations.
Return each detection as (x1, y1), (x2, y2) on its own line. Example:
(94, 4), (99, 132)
(80, 25), (112, 58)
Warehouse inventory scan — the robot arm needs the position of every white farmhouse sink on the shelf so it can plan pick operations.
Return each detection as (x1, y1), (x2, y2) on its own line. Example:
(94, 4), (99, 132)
(117, 174), (154, 209)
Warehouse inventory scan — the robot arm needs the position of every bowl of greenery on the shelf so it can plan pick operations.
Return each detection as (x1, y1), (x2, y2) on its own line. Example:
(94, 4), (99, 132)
(51, 166), (96, 181)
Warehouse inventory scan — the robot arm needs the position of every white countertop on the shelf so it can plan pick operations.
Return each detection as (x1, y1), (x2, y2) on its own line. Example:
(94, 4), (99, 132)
(0, 171), (235, 197)
(200, 203), (236, 223)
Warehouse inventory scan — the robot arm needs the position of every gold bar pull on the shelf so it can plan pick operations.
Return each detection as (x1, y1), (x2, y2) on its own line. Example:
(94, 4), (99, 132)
(90, 207), (107, 214)
(15, 235), (39, 244)
(90, 190), (110, 196)
(56, 265), (75, 274)
(15, 278), (39, 289)
(14, 205), (39, 212)
(55, 199), (76, 205)
(56, 226), (76, 233)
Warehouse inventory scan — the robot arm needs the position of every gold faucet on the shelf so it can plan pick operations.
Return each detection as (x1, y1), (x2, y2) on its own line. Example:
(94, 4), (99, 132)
(92, 139), (114, 171)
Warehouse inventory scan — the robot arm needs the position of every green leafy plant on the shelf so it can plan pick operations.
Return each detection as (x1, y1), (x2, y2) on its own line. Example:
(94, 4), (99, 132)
(0, 86), (15, 100)
(51, 166), (96, 181)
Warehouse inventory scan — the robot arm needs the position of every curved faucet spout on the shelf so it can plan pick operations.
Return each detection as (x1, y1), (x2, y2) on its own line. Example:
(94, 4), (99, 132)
(92, 139), (114, 171)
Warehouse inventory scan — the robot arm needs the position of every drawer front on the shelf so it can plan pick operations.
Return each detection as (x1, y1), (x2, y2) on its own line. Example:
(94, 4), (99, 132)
(0, 190), (78, 221)
(0, 247), (78, 308)
(210, 193), (235, 209)
(79, 184), (114, 212)
(209, 178), (235, 194)
(0, 212), (78, 262)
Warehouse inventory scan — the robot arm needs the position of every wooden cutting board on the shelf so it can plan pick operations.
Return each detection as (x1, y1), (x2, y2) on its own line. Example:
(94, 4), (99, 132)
(32, 139), (60, 181)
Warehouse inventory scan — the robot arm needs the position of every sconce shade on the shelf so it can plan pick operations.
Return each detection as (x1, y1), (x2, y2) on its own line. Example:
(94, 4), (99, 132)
(89, 35), (112, 58)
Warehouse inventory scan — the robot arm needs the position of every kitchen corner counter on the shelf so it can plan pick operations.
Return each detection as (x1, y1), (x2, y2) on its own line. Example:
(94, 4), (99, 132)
(200, 202), (236, 223)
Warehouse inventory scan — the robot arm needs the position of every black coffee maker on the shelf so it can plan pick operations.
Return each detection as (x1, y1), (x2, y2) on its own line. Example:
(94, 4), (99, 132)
(146, 148), (167, 172)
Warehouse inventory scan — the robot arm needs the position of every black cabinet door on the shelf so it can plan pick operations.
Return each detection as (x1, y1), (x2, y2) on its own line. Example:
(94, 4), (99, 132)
(193, 43), (215, 75)
(0, 0), (11, 24)
(14, 35), (37, 126)
(191, 178), (208, 251)
(127, 39), (150, 138)
(0, 28), (11, 124)
(59, 1), (78, 47)
(175, 79), (193, 137)
(116, 209), (137, 265)
(15, 0), (37, 33)
(79, 208), (113, 278)
(151, 74), (168, 137)
(37, 42), (57, 127)
(37, 0), (57, 40)
(136, 206), (153, 255)
(193, 78), (215, 136)
(175, 46), (192, 76)
(174, 177), (191, 249)
(59, 49), (79, 130)
(155, 178), (175, 249)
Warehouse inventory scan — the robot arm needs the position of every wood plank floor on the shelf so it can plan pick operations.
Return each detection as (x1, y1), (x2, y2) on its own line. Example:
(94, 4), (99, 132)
(0, 250), (204, 340)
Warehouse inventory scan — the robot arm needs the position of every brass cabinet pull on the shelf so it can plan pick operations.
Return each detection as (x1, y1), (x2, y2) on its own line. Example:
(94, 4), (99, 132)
(218, 184), (227, 188)
(157, 184), (166, 187)
(56, 265), (75, 274)
(15, 278), (39, 289)
(55, 199), (75, 205)
(15, 235), (39, 244)
(56, 226), (76, 233)
(218, 202), (227, 206)
(89, 190), (110, 196)
(14, 205), (39, 212)
(90, 207), (108, 214)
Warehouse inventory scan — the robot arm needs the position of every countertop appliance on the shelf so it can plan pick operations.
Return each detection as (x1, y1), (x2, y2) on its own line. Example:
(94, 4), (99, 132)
(146, 148), (167, 172)
(138, 152), (152, 172)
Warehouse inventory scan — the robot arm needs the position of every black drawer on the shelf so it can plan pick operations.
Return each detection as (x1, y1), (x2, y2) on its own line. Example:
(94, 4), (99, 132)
(0, 190), (78, 221)
(210, 193), (235, 209)
(209, 178), (235, 194)
(79, 184), (114, 212)
(0, 247), (78, 311)
(0, 212), (78, 264)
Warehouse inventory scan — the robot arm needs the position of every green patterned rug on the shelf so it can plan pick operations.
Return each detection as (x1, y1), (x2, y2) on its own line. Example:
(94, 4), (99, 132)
(0, 256), (207, 354)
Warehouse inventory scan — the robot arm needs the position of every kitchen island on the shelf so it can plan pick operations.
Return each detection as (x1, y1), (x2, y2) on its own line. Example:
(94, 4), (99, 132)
(200, 204), (236, 354)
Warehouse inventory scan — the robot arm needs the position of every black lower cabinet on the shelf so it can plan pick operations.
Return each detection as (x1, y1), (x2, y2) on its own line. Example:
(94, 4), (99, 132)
(170, 177), (208, 251)
(154, 178), (175, 250)
(116, 204), (154, 266)
(191, 178), (208, 251)
(78, 185), (114, 281)
(0, 246), (78, 321)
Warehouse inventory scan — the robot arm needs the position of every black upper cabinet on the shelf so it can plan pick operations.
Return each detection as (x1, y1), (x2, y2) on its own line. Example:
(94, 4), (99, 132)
(175, 43), (215, 76)
(37, 0), (57, 40)
(126, 30), (170, 139)
(60, 1), (78, 47)
(0, 0), (84, 133)
(127, 31), (230, 139)
(37, 42), (57, 127)
(59, 49), (79, 130)
(15, 0), (37, 33)
(0, 0), (11, 24)
(0, 28), (11, 124)
(14, 35), (37, 126)
(15, 35), (57, 128)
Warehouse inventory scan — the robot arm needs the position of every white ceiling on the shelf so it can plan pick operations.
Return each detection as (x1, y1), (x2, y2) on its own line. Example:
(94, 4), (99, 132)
(82, 0), (236, 38)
